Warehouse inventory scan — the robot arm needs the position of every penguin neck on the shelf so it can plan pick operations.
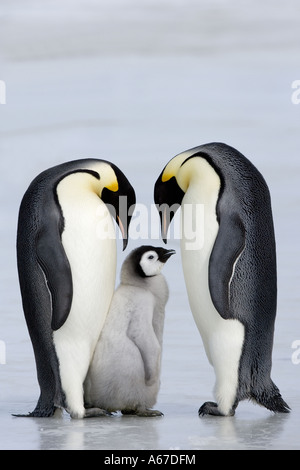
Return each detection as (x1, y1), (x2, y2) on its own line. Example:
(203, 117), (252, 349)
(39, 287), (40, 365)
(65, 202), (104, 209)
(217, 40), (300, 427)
(177, 157), (221, 197)
(180, 157), (221, 256)
(56, 172), (103, 204)
(120, 263), (166, 298)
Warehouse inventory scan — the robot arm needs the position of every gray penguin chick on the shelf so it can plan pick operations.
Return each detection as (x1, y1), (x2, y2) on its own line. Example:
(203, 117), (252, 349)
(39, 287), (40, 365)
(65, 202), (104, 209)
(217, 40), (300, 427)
(84, 245), (175, 417)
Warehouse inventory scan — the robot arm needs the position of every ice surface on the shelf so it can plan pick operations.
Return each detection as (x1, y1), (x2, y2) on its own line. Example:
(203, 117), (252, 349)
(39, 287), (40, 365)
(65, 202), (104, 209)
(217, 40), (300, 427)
(0, 0), (299, 450)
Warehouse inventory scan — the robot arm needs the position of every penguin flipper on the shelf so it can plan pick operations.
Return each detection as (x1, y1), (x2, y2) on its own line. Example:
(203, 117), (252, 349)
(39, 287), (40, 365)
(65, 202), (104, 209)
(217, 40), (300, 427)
(209, 213), (245, 320)
(36, 229), (73, 330)
(127, 303), (160, 385)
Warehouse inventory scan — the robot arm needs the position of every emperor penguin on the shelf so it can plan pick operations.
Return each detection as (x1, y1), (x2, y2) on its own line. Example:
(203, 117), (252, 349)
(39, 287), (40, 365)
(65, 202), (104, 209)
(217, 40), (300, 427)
(16, 159), (136, 419)
(154, 142), (290, 416)
(84, 245), (175, 416)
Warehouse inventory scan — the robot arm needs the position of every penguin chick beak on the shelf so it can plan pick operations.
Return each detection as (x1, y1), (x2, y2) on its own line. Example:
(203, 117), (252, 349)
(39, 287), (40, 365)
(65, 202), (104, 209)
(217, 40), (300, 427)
(158, 249), (176, 263)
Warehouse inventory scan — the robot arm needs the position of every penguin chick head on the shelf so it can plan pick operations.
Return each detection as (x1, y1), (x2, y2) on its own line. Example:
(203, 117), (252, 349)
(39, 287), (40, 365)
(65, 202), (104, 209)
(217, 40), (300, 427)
(122, 245), (176, 281)
(138, 246), (176, 277)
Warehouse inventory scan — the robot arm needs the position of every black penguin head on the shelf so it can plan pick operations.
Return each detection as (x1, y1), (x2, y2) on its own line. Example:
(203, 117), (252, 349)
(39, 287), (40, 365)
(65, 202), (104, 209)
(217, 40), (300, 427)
(154, 154), (190, 243)
(130, 245), (176, 278)
(54, 160), (136, 251)
(100, 162), (136, 250)
(154, 174), (184, 243)
(154, 149), (222, 243)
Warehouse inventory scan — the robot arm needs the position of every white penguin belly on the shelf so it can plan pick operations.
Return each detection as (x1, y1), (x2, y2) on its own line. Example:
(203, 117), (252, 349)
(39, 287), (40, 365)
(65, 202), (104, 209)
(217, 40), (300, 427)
(53, 175), (116, 416)
(180, 171), (244, 415)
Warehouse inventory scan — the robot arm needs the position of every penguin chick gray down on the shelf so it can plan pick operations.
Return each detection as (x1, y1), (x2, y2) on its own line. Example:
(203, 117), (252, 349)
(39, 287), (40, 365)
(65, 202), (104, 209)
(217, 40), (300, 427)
(84, 245), (175, 417)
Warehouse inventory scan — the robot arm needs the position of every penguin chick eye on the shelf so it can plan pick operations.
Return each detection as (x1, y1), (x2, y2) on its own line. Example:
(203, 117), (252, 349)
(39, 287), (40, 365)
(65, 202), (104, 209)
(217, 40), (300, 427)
(148, 255), (154, 260)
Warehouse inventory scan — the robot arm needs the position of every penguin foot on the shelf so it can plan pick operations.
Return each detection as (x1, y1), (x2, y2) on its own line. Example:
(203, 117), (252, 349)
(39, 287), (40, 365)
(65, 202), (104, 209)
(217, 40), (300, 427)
(121, 409), (164, 417)
(198, 401), (235, 417)
(84, 407), (112, 418)
(136, 409), (164, 417)
(121, 409), (136, 415)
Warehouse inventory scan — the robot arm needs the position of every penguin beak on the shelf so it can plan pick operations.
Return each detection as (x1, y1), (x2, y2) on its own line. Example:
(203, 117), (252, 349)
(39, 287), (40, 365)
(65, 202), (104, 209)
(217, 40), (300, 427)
(154, 173), (185, 243)
(158, 248), (176, 263)
(117, 214), (130, 251)
(101, 177), (136, 251)
(160, 205), (171, 244)
(115, 188), (136, 251)
(118, 186), (136, 251)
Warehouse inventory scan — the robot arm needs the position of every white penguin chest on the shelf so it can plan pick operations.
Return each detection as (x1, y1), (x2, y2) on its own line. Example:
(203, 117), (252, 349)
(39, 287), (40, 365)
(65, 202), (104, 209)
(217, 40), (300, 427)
(179, 164), (245, 369)
(180, 170), (222, 342)
(55, 177), (116, 338)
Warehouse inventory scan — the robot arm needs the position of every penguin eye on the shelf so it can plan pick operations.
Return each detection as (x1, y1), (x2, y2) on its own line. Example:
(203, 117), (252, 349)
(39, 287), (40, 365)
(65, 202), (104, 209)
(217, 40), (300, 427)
(148, 255), (154, 260)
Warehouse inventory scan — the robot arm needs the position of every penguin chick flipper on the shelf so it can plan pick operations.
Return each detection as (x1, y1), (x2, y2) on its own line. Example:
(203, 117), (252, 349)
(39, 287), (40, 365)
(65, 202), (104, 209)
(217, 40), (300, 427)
(36, 229), (73, 330)
(198, 402), (235, 417)
(126, 300), (161, 384)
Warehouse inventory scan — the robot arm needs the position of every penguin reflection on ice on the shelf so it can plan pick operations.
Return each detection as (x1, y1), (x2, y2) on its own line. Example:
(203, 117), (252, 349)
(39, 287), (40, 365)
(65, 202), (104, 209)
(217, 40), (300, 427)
(84, 246), (175, 416)
(154, 142), (290, 417)
(16, 159), (135, 419)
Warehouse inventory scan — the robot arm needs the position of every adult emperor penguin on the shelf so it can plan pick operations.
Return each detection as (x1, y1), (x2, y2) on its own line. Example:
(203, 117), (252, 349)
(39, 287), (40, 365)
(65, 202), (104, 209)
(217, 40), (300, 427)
(16, 159), (136, 419)
(84, 245), (175, 416)
(154, 142), (290, 416)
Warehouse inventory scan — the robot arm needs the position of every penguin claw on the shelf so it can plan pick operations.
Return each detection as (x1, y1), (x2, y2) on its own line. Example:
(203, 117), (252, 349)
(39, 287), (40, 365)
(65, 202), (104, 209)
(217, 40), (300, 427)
(198, 401), (219, 416)
(121, 409), (164, 417)
(84, 407), (112, 418)
(136, 409), (164, 417)
(198, 401), (235, 417)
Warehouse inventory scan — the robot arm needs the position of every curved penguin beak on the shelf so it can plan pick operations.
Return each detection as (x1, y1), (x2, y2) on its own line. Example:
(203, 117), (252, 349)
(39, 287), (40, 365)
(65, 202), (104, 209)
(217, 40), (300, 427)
(119, 186), (136, 250)
(158, 248), (176, 263)
(160, 205), (171, 244)
(116, 213), (131, 250)
(154, 173), (185, 243)
(101, 170), (136, 251)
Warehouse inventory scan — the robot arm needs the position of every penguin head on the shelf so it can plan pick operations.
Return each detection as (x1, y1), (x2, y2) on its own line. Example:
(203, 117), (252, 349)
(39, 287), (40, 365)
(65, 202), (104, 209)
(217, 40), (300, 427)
(56, 160), (135, 250)
(138, 246), (176, 277)
(92, 161), (136, 250)
(154, 149), (220, 242)
(154, 153), (193, 243)
(122, 245), (176, 281)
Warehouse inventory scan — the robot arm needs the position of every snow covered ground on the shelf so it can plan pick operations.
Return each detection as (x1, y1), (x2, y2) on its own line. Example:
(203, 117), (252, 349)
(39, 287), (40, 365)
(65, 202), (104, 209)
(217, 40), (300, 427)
(0, 0), (299, 450)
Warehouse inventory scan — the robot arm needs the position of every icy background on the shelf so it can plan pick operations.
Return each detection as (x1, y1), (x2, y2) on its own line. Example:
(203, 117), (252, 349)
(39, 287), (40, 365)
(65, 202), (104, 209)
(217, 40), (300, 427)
(0, 0), (299, 450)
